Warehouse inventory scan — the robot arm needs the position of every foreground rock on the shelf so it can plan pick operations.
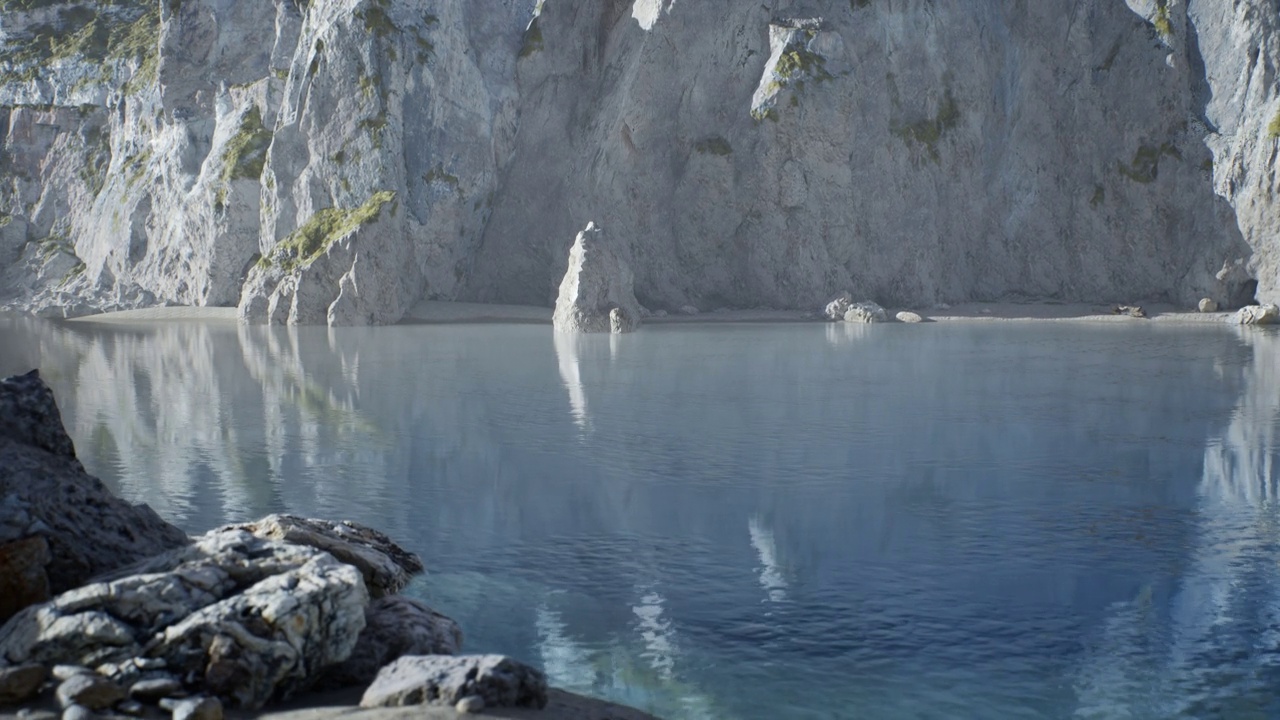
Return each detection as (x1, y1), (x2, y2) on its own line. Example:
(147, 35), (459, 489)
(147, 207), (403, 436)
(0, 663), (47, 704)
(0, 528), (368, 709)
(360, 655), (547, 710)
(552, 223), (642, 334)
(1235, 304), (1279, 325)
(322, 596), (463, 687)
(223, 515), (423, 598)
(0, 370), (188, 623)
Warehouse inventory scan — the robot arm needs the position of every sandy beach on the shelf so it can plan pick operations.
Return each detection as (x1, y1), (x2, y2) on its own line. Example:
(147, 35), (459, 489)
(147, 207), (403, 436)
(56, 300), (1237, 326)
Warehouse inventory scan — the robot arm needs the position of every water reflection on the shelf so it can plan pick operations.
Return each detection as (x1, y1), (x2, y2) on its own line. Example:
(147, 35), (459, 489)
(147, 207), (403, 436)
(1, 315), (1278, 719)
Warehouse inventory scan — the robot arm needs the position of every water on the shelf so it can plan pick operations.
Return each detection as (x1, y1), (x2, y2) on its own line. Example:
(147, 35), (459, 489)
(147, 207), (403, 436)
(2, 315), (1279, 719)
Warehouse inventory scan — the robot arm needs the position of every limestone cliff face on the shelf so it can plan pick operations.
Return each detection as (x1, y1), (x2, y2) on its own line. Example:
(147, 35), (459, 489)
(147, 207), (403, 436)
(0, 0), (1277, 323)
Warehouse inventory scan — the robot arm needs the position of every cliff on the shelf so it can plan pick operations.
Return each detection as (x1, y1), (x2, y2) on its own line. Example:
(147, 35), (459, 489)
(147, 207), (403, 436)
(0, 0), (1276, 324)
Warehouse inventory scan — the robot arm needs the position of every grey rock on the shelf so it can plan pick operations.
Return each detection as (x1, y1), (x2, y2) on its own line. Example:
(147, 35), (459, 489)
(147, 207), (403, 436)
(60, 705), (95, 720)
(896, 311), (925, 324)
(844, 302), (888, 324)
(1199, 297), (1219, 313)
(824, 293), (853, 321)
(321, 595), (463, 688)
(115, 700), (145, 717)
(220, 514), (422, 598)
(169, 696), (221, 720)
(129, 677), (183, 703)
(0, 371), (188, 624)
(552, 223), (642, 334)
(1235, 304), (1280, 325)
(0, 663), (48, 705)
(455, 695), (485, 714)
(360, 655), (548, 710)
(56, 674), (125, 711)
(51, 666), (92, 682)
(0, 528), (368, 710)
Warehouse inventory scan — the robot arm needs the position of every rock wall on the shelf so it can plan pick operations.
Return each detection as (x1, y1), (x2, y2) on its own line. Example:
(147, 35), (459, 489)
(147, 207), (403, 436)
(0, 0), (1277, 323)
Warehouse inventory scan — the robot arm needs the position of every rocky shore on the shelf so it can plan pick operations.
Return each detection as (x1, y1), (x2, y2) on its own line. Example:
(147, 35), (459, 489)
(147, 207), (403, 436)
(0, 371), (658, 720)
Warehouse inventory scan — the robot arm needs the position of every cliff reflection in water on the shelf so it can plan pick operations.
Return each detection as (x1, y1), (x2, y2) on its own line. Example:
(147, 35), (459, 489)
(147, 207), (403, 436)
(1, 314), (1279, 719)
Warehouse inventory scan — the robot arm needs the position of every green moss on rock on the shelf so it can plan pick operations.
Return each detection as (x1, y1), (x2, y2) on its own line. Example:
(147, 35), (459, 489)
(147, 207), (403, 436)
(1267, 108), (1280, 140)
(891, 90), (961, 163)
(1118, 143), (1180, 183)
(221, 107), (272, 183)
(275, 190), (396, 270)
(693, 136), (733, 156)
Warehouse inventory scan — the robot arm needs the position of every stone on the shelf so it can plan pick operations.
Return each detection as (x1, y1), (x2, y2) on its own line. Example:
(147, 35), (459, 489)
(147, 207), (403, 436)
(552, 222), (642, 334)
(169, 696), (222, 720)
(0, 528), (368, 710)
(221, 514), (422, 598)
(823, 292), (853, 321)
(56, 674), (125, 711)
(843, 301), (888, 324)
(359, 655), (548, 710)
(321, 595), (464, 687)
(896, 311), (925, 323)
(1235, 304), (1279, 325)
(455, 695), (485, 714)
(0, 371), (188, 624)
(1112, 305), (1147, 318)
(129, 677), (183, 703)
(116, 700), (145, 717)
(0, 663), (49, 705)
(52, 666), (92, 682)
(60, 705), (95, 720)
(1198, 297), (1219, 313)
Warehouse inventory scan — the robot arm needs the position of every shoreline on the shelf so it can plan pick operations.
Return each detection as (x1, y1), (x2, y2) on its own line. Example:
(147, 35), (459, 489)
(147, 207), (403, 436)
(49, 300), (1240, 326)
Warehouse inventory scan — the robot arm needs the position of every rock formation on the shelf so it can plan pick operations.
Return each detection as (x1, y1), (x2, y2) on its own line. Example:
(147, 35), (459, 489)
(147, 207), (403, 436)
(552, 222), (642, 334)
(1235, 304), (1279, 325)
(0, 370), (188, 624)
(0, 1), (1275, 324)
(360, 655), (548, 710)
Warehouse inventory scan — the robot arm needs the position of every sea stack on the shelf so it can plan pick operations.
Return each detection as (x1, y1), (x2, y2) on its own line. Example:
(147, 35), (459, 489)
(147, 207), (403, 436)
(552, 222), (641, 334)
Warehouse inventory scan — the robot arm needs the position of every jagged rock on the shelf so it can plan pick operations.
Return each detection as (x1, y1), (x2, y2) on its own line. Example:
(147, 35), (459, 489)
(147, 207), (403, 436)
(1235, 304), (1280, 325)
(96, 657), (169, 687)
(896, 311), (925, 323)
(843, 302), (888, 324)
(824, 292), (853, 321)
(0, 663), (48, 705)
(552, 223), (642, 334)
(55, 674), (125, 711)
(1198, 297), (1219, 313)
(322, 596), (463, 687)
(360, 655), (548, 710)
(167, 696), (222, 720)
(0, 371), (188, 624)
(221, 514), (422, 598)
(0, 528), (368, 710)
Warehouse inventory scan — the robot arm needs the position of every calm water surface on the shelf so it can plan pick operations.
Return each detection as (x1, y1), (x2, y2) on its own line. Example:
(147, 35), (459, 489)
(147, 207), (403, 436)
(2, 316), (1279, 719)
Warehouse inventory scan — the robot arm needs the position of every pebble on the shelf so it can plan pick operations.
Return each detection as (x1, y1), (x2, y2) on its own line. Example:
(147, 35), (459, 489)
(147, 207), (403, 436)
(455, 695), (485, 714)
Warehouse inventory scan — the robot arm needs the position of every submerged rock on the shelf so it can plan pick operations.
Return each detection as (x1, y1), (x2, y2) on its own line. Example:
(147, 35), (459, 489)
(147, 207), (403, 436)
(1235, 304), (1280, 325)
(0, 370), (188, 623)
(321, 595), (463, 687)
(844, 301), (888, 324)
(360, 655), (548, 710)
(552, 222), (642, 334)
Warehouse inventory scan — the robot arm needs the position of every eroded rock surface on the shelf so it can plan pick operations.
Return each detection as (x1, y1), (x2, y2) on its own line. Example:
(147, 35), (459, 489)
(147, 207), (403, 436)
(0, 370), (188, 623)
(360, 655), (548, 710)
(552, 223), (642, 334)
(1235, 304), (1279, 325)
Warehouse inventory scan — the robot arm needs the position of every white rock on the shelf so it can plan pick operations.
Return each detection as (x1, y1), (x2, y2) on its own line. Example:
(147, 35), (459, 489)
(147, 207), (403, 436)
(455, 696), (486, 714)
(843, 301), (888, 324)
(1235, 304), (1279, 325)
(896, 311), (925, 323)
(823, 292), (853, 321)
(1198, 297), (1219, 313)
(552, 222), (642, 334)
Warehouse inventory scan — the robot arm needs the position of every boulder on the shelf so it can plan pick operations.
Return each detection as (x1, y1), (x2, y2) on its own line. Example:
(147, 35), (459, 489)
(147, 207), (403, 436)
(360, 655), (548, 710)
(552, 222), (642, 334)
(55, 674), (125, 710)
(0, 528), (368, 710)
(0, 371), (189, 624)
(843, 301), (888, 324)
(823, 292), (853, 321)
(129, 676), (183, 703)
(321, 595), (463, 687)
(1235, 304), (1279, 325)
(1198, 297), (1219, 313)
(0, 663), (48, 705)
(221, 514), (422, 598)
(896, 311), (925, 323)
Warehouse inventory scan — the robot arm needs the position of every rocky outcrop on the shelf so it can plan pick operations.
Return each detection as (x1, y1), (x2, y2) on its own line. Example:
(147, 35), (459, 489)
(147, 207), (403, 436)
(1234, 304), (1279, 325)
(552, 222), (642, 334)
(0, 1), (1275, 323)
(322, 596), (463, 687)
(0, 370), (188, 623)
(843, 301), (888, 324)
(360, 655), (548, 710)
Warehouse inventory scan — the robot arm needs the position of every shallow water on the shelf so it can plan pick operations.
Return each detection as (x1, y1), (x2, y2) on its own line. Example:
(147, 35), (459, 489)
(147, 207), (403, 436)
(2, 316), (1279, 719)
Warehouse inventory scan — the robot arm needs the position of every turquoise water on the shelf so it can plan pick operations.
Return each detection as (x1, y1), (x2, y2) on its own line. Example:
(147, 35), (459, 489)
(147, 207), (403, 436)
(2, 315), (1279, 719)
